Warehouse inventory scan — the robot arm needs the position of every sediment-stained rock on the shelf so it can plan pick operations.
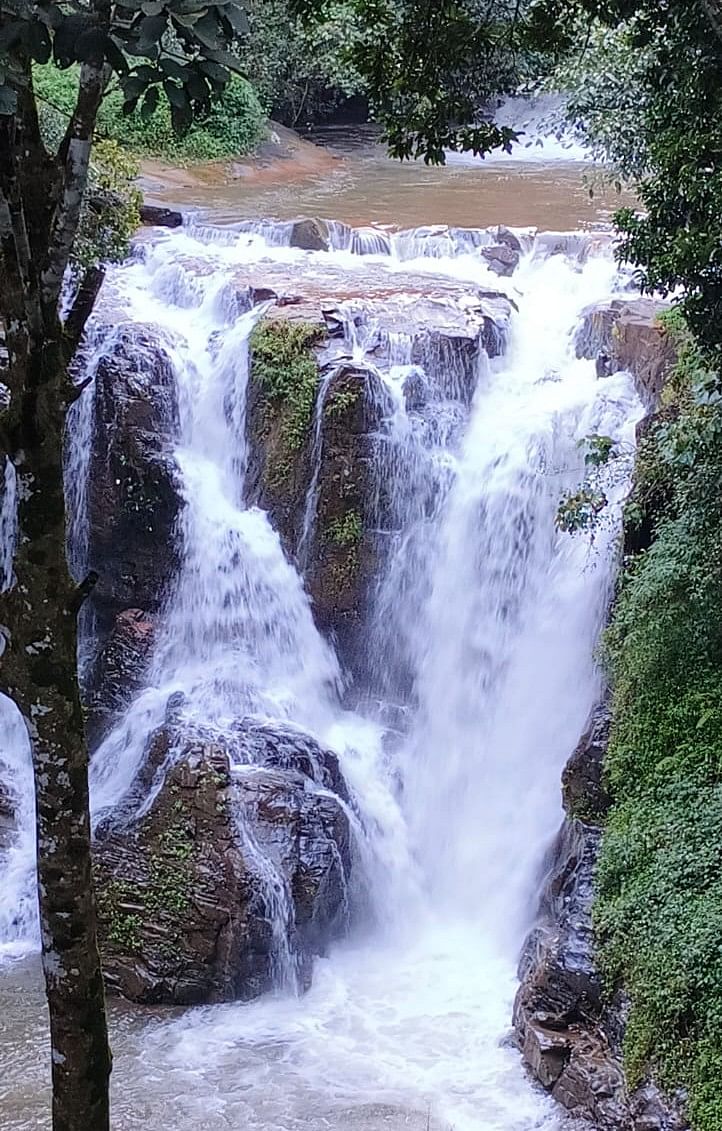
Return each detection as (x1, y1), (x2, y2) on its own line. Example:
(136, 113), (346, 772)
(84, 608), (157, 748)
(94, 717), (352, 1005)
(575, 298), (676, 408)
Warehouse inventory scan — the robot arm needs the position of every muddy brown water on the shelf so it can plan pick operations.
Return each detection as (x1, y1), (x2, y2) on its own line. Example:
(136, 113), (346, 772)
(140, 125), (633, 231)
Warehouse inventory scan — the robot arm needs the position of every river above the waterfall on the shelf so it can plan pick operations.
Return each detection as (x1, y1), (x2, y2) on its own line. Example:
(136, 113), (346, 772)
(139, 124), (633, 231)
(1, 146), (642, 1131)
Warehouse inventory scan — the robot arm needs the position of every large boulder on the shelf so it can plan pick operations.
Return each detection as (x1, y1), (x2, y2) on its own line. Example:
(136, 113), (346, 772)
(86, 324), (183, 638)
(94, 716), (352, 1005)
(575, 299), (676, 409)
(244, 317), (324, 555)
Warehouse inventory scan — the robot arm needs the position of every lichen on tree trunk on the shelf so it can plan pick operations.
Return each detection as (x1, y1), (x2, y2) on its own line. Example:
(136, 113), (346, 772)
(0, 336), (111, 1131)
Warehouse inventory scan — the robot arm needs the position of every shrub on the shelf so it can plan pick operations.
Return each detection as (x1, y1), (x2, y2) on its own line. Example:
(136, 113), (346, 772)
(598, 316), (722, 1131)
(34, 64), (265, 163)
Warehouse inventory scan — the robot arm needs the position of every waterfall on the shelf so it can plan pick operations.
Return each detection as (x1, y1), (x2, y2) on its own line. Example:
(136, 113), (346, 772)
(0, 219), (644, 1130)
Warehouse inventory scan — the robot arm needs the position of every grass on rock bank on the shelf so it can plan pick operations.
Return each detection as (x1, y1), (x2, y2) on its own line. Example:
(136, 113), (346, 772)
(598, 315), (722, 1131)
(34, 64), (265, 164)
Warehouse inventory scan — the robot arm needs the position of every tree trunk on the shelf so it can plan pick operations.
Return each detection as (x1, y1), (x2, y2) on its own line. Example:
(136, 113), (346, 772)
(0, 336), (111, 1131)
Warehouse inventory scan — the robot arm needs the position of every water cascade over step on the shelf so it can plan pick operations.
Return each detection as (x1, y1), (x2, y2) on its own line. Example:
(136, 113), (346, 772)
(0, 218), (646, 1129)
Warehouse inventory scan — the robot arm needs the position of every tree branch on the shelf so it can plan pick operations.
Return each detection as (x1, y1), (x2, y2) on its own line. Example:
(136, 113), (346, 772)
(64, 265), (105, 353)
(40, 61), (109, 319)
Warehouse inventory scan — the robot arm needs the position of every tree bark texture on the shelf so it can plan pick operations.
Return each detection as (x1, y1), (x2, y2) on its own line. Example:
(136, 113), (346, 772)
(0, 58), (111, 1131)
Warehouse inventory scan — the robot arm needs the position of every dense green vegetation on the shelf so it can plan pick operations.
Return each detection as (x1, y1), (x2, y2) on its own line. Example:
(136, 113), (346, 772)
(597, 320), (722, 1130)
(238, 0), (365, 126)
(34, 63), (265, 163)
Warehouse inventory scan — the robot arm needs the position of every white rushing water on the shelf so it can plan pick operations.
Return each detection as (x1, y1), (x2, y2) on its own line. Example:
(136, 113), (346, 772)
(0, 221), (643, 1130)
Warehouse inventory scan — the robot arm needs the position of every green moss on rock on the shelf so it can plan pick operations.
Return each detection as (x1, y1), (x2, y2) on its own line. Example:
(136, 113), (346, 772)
(250, 319), (324, 488)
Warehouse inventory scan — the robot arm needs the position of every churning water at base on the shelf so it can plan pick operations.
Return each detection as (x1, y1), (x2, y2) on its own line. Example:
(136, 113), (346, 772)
(0, 221), (643, 1130)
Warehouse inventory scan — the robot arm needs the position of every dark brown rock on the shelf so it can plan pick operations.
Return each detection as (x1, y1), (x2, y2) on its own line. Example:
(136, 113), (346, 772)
(481, 243), (520, 276)
(94, 719), (352, 1005)
(84, 608), (157, 748)
(562, 700), (611, 821)
(87, 324), (183, 637)
(515, 724), (688, 1131)
(0, 778), (16, 854)
(305, 362), (387, 668)
(139, 205), (183, 228)
(289, 218), (330, 252)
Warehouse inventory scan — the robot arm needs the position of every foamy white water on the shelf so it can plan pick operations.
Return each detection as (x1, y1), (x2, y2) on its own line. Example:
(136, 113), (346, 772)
(0, 220), (643, 1130)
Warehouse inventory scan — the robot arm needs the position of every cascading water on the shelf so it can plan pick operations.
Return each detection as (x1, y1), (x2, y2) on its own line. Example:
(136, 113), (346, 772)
(0, 218), (644, 1131)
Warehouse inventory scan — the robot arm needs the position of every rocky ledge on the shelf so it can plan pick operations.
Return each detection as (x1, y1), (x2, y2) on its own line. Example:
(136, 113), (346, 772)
(94, 712), (352, 1005)
(575, 297), (675, 409)
(513, 703), (687, 1131)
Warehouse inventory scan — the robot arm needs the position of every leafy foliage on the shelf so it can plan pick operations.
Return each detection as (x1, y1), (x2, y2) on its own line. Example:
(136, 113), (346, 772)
(295, 0), (542, 161)
(237, 0), (365, 127)
(35, 76), (141, 273)
(598, 319), (722, 1130)
(555, 435), (625, 533)
(541, 3), (722, 368)
(34, 62), (264, 161)
(1, 0), (252, 131)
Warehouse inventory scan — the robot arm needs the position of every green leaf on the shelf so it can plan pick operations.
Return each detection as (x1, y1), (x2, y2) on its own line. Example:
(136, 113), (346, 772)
(158, 57), (188, 79)
(163, 79), (188, 109)
(105, 36), (130, 76)
(75, 27), (108, 66)
(222, 4), (249, 36)
(189, 11), (222, 48)
(0, 20), (24, 52)
(140, 84), (159, 119)
(53, 13), (93, 67)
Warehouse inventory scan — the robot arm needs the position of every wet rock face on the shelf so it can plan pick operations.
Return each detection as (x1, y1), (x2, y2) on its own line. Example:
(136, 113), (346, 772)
(244, 318), (324, 555)
(289, 217), (330, 252)
(514, 706), (688, 1131)
(84, 608), (157, 748)
(0, 779), (16, 855)
(305, 363), (386, 667)
(94, 718), (352, 1005)
(87, 324), (183, 637)
(562, 700), (611, 822)
(575, 299), (676, 409)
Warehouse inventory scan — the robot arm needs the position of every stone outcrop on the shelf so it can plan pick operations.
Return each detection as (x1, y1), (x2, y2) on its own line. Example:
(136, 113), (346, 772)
(139, 204), (183, 228)
(94, 716), (352, 1005)
(0, 779), (16, 854)
(575, 299), (676, 408)
(87, 324), (183, 638)
(561, 701), (611, 822)
(514, 706), (687, 1131)
(304, 362), (387, 665)
(289, 217), (330, 251)
(84, 608), (157, 747)
(243, 281), (510, 676)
